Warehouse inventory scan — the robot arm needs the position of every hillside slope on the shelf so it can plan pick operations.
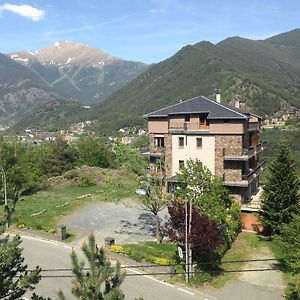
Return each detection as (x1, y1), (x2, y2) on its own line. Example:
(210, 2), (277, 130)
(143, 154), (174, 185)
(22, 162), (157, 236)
(88, 29), (300, 132)
(0, 53), (63, 124)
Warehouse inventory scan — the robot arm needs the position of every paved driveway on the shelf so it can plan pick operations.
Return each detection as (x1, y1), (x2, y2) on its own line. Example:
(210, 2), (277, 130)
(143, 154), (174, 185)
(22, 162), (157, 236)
(60, 198), (167, 247)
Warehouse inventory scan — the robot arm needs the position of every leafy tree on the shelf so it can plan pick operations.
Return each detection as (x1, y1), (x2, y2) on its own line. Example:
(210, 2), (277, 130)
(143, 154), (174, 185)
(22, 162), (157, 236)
(176, 159), (232, 222)
(0, 235), (43, 300)
(77, 137), (113, 168)
(164, 198), (222, 254)
(260, 142), (300, 234)
(113, 142), (147, 176)
(58, 233), (126, 300)
(139, 174), (168, 243)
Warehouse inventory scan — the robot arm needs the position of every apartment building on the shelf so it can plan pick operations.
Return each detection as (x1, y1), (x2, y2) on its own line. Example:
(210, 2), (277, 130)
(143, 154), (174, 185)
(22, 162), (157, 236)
(144, 95), (267, 209)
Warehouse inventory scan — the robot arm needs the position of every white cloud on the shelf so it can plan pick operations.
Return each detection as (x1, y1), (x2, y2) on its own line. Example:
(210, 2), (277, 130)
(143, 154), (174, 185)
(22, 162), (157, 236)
(0, 3), (45, 21)
(149, 8), (164, 14)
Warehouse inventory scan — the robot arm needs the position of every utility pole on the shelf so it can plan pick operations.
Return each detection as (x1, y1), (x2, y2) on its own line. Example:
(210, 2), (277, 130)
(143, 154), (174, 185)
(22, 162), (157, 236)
(185, 199), (189, 283)
(0, 165), (8, 229)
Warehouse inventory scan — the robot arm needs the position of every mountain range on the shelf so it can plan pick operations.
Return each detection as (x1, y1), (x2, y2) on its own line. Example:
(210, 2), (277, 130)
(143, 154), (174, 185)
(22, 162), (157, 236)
(0, 41), (148, 125)
(3, 29), (300, 132)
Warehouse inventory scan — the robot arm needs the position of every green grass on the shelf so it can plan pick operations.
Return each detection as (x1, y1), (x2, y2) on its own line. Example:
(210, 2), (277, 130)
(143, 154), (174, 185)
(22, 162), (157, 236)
(116, 241), (177, 264)
(210, 232), (275, 287)
(14, 167), (138, 233)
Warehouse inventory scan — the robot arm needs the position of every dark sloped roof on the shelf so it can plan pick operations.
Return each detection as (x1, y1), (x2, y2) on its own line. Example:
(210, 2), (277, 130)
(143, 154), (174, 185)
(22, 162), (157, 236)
(144, 96), (258, 120)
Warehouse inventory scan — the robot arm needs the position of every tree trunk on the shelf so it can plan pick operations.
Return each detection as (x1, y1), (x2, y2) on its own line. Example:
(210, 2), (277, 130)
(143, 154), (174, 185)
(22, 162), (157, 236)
(155, 213), (161, 244)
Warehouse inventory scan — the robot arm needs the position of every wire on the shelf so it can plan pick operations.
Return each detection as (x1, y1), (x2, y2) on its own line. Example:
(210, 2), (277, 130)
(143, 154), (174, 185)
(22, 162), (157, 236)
(15, 266), (300, 278)
(27, 257), (300, 272)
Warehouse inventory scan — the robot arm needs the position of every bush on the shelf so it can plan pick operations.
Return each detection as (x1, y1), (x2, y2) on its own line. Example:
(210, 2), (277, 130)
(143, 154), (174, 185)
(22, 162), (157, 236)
(79, 176), (95, 187)
(110, 245), (126, 254)
(190, 269), (213, 286)
(145, 256), (171, 266)
(64, 170), (78, 180)
(47, 228), (56, 234)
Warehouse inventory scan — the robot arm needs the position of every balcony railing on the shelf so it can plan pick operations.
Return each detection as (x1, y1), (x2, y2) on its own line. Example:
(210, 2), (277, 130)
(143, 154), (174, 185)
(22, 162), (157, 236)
(169, 122), (209, 132)
(255, 160), (267, 176)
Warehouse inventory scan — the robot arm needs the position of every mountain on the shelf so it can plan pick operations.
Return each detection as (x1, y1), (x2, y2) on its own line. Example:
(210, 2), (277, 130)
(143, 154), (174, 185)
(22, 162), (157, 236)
(0, 52), (63, 125)
(85, 28), (300, 132)
(12, 99), (89, 131)
(9, 41), (149, 104)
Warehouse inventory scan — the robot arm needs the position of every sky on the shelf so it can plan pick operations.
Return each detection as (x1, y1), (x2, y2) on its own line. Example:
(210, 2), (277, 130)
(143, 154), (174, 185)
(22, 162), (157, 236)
(0, 0), (300, 63)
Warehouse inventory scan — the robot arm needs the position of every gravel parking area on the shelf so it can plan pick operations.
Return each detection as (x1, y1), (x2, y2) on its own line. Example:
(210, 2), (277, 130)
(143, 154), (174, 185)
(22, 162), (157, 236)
(60, 198), (168, 247)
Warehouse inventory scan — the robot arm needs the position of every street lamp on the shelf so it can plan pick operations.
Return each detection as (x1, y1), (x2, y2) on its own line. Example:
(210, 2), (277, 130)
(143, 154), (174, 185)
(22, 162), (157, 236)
(0, 165), (8, 228)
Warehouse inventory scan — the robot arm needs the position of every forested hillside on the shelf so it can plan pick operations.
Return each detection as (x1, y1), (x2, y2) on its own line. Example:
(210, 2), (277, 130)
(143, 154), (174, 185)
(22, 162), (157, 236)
(87, 29), (300, 132)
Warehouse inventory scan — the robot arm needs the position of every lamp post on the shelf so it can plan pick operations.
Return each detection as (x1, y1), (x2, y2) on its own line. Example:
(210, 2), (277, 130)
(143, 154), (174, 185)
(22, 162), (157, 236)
(0, 165), (8, 229)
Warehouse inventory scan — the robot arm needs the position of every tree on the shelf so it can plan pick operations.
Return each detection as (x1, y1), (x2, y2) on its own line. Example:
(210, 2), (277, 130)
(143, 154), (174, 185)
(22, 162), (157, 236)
(41, 137), (78, 177)
(139, 174), (168, 243)
(176, 159), (232, 222)
(164, 198), (222, 254)
(276, 215), (300, 299)
(77, 137), (113, 168)
(113, 142), (147, 176)
(260, 142), (300, 234)
(0, 235), (43, 300)
(58, 233), (126, 300)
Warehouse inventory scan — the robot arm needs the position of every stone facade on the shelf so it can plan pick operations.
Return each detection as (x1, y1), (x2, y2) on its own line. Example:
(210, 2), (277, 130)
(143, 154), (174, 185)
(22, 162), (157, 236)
(215, 135), (243, 178)
(149, 133), (155, 152)
(164, 134), (172, 177)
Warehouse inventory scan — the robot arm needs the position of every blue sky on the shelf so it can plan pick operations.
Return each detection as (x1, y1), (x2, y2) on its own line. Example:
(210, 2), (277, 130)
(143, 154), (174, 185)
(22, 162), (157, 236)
(0, 0), (299, 63)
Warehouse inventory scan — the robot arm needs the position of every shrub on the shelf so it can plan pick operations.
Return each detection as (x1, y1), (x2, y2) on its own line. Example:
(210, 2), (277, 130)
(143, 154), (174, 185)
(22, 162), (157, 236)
(110, 245), (126, 254)
(190, 269), (213, 286)
(79, 176), (95, 187)
(64, 170), (78, 180)
(47, 228), (56, 234)
(146, 256), (171, 266)
(17, 223), (26, 229)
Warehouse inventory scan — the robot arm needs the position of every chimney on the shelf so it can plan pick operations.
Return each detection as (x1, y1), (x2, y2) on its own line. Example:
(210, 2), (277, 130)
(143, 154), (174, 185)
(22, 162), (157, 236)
(234, 100), (240, 108)
(216, 92), (221, 103)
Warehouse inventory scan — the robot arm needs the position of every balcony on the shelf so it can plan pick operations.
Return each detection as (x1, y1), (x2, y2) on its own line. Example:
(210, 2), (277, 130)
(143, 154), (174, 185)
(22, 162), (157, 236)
(223, 141), (267, 161)
(255, 160), (267, 177)
(142, 146), (164, 158)
(223, 170), (254, 187)
(223, 147), (255, 161)
(169, 122), (209, 133)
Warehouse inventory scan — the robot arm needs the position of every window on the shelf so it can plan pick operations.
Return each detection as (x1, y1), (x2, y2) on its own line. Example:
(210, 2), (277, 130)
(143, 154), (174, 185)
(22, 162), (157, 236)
(154, 137), (164, 147)
(196, 138), (202, 149)
(179, 137), (184, 148)
(185, 114), (190, 122)
(179, 160), (184, 170)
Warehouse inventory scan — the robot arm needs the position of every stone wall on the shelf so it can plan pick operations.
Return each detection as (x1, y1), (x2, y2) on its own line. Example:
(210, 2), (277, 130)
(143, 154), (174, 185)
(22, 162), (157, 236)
(164, 134), (172, 177)
(215, 135), (243, 177)
(149, 133), (155, 152)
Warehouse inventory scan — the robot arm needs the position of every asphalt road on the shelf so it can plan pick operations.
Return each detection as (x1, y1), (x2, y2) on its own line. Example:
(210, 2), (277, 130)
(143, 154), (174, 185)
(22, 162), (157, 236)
(20, 235), (214, 300)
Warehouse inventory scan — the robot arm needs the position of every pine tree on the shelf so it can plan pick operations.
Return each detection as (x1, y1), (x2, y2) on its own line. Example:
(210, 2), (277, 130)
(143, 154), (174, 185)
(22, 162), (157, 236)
(0, 235), (42, 299)
(58, 233), (126, 300)
(260, 142), (300, 234)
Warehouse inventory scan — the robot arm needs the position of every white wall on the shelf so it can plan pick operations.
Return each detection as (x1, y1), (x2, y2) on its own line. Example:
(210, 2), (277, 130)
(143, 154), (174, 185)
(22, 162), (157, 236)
(171, 135), (215, 175)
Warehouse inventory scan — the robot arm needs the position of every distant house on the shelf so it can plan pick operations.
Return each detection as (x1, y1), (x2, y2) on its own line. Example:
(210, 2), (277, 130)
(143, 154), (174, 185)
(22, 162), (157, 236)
(144, 94), (267, 210)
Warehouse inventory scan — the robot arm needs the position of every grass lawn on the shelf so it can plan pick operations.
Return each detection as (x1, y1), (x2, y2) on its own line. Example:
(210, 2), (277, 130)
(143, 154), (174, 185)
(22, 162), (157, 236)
(14, 167), (138, 233)
(111, 241), (177, 265)
(210, 231), (277, 287)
